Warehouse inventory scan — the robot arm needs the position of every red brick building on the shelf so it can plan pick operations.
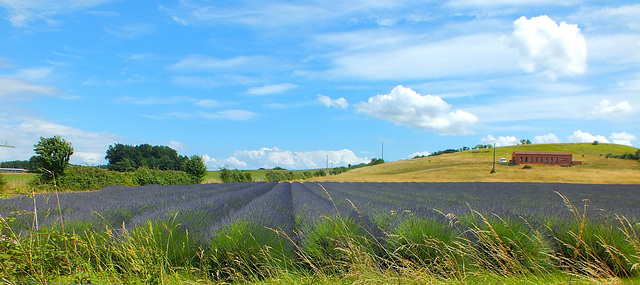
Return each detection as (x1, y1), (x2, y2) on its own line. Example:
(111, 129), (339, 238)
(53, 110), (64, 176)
(511, 152), (582, 166)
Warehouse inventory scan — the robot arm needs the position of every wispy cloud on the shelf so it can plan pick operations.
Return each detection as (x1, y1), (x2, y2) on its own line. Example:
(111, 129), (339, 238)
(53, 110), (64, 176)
(0, 0), (114, 26)
(103, 23), (154, 39)
(144, 109), (257, 121)
(0, 77), (59, 97)
(324, 33), (518, 81)
(245, 83), (297, 95)
(169, 55), (270, 72)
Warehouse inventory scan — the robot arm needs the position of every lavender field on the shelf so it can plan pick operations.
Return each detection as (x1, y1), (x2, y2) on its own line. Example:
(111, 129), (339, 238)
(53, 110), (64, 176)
(1, 182), (640, 282)
(3, 182), (639, 234)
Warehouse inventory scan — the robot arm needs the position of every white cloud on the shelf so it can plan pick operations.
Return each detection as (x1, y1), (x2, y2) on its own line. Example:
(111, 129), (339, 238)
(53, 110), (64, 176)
(167, 140), (185, 151)
(610, 132), (636, 146)
(533, 133), (561, 144)
(143, 110), (257, 121)
(0, 0), (114, 26)
(409, 151), (430, 158)
(590, 99), (633, 117)
(317, 94), (349, 109)
(0, 77), (59, 97)
(246, 83), (297, 95)
(355, 85), (477, 135)
(203, 147), (369, 170)
(0, 116), (119, 165)
(447, 0), (577, 7)
(568, 130), (609, 144)
(326, 33), (517, 81)
(504, 15), (587, 79)
(169, 55), (269, 72)
(480, 135), (519, 147)
(14, 67), (53, 81)
(103, 23), (154, 39)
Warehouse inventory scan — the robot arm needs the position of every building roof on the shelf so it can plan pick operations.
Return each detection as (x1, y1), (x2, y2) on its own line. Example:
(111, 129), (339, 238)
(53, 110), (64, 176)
(512, 151), (572, 155)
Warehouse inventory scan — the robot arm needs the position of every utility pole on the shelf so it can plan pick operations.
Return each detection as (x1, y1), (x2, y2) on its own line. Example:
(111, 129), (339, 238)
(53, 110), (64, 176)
(326, 155), (329, 169)
(492, 143), (496, 173)
(381, 142), (384, 161)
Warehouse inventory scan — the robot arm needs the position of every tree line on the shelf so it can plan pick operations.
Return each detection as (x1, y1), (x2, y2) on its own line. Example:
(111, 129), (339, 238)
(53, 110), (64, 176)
(0, 136), (208, 191)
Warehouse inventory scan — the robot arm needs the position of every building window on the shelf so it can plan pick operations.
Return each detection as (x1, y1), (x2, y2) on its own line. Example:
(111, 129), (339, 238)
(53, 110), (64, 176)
(555, 157), (558, 163)
(560, 158), (567, 161)
(545, 157), (548, 163)
(520, 157), (523, 162)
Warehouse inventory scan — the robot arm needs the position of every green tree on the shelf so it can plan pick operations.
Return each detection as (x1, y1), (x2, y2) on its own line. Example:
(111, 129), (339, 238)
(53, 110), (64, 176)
(182, 155), (208, 184)
(32, 136), (74, 182)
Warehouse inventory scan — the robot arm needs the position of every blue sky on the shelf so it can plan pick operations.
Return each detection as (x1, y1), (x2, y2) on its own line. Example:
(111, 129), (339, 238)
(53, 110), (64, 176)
(0, 0), (638, 170)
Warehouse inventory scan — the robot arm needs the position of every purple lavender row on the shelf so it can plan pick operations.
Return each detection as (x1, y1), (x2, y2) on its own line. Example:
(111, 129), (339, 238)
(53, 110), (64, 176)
(291, 182), (340, 232)
(206, 182), (294, 243)
(127, 182), (277, 236)
(0, 182), (269, 231)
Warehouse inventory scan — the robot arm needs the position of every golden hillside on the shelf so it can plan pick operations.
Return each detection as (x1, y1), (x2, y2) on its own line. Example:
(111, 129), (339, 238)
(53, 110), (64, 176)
(314, 143), (640, 184)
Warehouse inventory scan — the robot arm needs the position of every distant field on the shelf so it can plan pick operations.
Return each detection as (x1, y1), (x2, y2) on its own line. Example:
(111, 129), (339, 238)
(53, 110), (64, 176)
(1, 173), (36, 192)
(204, 168), (328, 183)
(313, 143), (640, 184)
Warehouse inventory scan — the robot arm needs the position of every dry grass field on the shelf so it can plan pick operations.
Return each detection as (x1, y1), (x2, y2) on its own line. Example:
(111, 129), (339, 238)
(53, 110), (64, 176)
(313, 143), (640, 184)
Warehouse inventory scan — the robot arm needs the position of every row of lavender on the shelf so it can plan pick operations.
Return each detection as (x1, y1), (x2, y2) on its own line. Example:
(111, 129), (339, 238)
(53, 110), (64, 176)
(2, 181), (639, 245)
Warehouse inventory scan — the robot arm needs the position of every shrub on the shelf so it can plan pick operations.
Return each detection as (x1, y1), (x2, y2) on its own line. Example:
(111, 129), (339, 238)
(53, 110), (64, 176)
(522, 165), (533, 169)
(37, 165), (193, 191)
(265, 170), (294, 182)
(219, 168), (252, 183)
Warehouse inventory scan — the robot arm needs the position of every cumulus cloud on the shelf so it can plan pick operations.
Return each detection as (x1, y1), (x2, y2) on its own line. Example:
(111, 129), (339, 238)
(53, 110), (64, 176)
(0, 116), (119, 165)
(409, 151), (430, 158)
(568, 130), (609, 144)
(504, 15), (587, 79)
(533, 133), (561, 144)
(590, 99), (633, 117)
(246, 83), (297, 95)
(480, 135), (519, 147)
(202, 147), (369, 170)
(317, 94), (349, 109)
(610, 132), (636, 146)
(355, 85), (477, 135)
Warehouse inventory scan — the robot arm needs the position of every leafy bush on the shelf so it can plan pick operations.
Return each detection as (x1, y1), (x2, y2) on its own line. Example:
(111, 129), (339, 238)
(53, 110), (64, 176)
(522, 164), (533, 169)
(36, 165), (193, 191)
(182, 155), (208, 184)
(219, 167), (252, 183)
(265, 170), (294, 182)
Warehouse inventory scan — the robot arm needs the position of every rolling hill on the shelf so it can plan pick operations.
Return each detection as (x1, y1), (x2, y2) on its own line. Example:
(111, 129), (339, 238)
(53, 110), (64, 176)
(313, 143), (640, 184)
